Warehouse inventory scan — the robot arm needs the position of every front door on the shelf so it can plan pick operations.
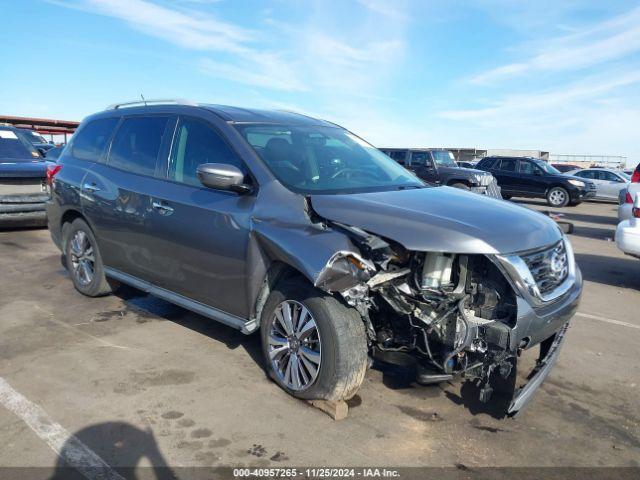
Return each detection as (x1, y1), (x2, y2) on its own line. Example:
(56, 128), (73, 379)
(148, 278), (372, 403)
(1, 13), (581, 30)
(517, 159), (546, 196)
(148, 116), (255, 318)
(410, 151), (439, 184)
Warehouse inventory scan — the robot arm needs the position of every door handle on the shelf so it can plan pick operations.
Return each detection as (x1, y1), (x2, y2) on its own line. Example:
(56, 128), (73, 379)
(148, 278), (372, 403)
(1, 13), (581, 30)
(82, 182), (100, 193)
(152, 201), (174, 215)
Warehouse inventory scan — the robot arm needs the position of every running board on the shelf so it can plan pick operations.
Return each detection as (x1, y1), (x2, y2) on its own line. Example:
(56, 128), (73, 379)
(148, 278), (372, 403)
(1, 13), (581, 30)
(104, 267), (258, 334)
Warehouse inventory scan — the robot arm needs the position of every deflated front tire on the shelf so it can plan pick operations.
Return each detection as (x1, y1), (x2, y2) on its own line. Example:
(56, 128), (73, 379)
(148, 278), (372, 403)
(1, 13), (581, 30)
(260, 279), (368, 401)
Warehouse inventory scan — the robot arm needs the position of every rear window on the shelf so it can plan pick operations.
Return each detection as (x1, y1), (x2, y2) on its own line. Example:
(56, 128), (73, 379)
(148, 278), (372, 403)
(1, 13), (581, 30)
(0, 129), (42, 160)
(72, 117), (119, 162)
(108, 116), (170, 176)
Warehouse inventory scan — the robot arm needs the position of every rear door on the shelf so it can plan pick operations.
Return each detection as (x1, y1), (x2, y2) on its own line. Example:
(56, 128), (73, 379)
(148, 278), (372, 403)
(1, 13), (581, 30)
(494, 158), (519, 194)
(409, 151), (439, 184)
(147, 115), (255, 318)
(81, 115), (175, 283)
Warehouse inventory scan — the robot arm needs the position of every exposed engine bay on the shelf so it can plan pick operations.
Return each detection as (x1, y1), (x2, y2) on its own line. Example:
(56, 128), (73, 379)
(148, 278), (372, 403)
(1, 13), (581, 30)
(318, 221), (524, 408)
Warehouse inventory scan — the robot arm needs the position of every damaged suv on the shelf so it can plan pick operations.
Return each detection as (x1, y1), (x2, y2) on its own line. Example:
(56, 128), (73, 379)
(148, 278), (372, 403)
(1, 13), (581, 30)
(47, 101), (582, 416)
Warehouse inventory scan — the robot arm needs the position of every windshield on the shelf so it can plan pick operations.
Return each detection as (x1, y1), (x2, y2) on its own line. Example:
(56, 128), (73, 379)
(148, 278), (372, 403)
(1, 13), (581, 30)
(534, 160), (560, 175)
(432, 150), (457, 167)
(236, 124), (424, 194)
(0, 129), (42, 160)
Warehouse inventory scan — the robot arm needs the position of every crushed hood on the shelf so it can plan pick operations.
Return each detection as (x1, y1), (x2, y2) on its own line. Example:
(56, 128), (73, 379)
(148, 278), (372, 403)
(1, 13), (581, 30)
(310, 186), (562, 254)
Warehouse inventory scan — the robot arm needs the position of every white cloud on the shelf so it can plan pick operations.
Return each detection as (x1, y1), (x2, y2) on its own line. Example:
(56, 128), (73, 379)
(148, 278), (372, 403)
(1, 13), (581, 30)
(443, 70), (640, 121)
(50, 0), (252, 53)
(471, 6), (640, 84)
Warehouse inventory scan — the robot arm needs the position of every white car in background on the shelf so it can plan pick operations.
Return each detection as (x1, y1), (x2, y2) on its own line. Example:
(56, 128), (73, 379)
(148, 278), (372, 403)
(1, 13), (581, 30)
(619, 183), (640, 222)
(565, 168), (630, 202)
(616, 191), (640, 259)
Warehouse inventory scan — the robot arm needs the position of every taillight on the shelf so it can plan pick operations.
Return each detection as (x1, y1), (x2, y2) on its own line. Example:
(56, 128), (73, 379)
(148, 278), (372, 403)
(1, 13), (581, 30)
(633, 207), (640, 218)
(46, 164), (62, 186)
(632, 170), (640, 183)
(625, 192), (634, 204)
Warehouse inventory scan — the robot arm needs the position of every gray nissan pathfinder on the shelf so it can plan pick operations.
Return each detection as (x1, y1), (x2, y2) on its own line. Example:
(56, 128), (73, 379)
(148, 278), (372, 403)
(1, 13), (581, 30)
(46, 100), (582, 416)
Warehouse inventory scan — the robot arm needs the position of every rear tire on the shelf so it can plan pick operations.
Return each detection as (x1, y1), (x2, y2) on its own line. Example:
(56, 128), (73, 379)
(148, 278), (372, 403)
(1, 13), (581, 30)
(63, 218), (118, 297)
(547, 187), (569, 207)
(260, 279), (368, 401)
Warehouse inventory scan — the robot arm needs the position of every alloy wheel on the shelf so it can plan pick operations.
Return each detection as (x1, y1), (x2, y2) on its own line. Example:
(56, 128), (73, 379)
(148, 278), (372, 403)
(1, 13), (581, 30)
(549, 189), (566, 206)
(69, 230), (95, 286)
(268, 300), (322, 391)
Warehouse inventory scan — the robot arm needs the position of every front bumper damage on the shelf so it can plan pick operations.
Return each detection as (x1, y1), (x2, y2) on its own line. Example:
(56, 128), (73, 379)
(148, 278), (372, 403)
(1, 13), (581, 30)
(508, 321), (569, 416)
(309, 214), (581, 417)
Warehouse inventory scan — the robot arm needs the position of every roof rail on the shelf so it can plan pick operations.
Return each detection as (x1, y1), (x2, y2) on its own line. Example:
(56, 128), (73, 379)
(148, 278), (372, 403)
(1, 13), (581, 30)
(106, 99), (198, 110)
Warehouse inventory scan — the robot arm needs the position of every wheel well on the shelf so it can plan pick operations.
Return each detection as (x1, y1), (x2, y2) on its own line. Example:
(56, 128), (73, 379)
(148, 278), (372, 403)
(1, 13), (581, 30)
(252, 262), (310, 326)
(60, 209), (84, 229)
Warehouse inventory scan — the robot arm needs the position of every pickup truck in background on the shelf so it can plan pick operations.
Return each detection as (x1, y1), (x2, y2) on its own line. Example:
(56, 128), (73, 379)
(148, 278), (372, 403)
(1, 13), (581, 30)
(380, 148), (502, 199)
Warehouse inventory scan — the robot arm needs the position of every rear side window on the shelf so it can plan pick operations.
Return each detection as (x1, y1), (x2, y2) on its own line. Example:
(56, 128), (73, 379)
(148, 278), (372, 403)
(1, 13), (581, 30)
(575, 170), (595, 179)
(386, 150), (408, 163)
(478, 158), (497, 169)
(72, 117), (119, 162)
(499, 159), (517, 172)
(168, 117), (242, 186)
(108, 116), (170, 176)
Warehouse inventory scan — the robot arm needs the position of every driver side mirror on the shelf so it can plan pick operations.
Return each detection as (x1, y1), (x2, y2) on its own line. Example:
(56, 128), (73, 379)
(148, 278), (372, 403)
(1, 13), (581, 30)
(196, 163), (252, 194)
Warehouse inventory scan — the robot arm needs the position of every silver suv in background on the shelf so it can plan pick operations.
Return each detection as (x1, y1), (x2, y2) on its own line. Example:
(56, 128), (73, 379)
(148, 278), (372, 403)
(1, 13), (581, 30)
(46, 101), (582, 416)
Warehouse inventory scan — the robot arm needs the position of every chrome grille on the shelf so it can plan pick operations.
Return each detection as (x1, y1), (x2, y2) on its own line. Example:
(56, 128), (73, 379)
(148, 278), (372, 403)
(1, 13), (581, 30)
(520, 241), (568, 295)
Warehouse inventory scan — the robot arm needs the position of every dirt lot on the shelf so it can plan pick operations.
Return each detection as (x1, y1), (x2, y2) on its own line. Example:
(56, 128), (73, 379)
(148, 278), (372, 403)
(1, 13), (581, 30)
(0, 199), (639, 472)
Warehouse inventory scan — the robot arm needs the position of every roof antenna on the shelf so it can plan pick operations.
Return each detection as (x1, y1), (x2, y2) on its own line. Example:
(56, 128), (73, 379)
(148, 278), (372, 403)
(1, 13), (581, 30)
(140, 94), (147, 106)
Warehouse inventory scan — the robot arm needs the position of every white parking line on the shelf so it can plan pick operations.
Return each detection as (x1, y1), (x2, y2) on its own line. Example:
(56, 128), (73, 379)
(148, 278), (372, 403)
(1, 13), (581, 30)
(0, 377), (124, 480)
(576, 312), (640, 330)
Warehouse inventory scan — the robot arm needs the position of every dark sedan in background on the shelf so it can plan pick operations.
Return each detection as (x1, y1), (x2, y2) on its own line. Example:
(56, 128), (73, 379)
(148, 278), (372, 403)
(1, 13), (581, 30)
(0, 126), (51, 227)
(476, 156), (596, 207)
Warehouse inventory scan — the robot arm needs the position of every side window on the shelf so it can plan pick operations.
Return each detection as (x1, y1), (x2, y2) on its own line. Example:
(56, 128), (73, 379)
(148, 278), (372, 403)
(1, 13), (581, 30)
(519, 161), (535, 174)
(108, 116), (170, 176)
(72, 117), (119, 162)
(499, 159), (517, 172)
(481, 158), (498, 169)
(386, 150), (407, 164)
(578, 170), (596, 179)
(169, 117), (242, 186)
(411, 152), (432, 166)
(599, 171), (618, 182)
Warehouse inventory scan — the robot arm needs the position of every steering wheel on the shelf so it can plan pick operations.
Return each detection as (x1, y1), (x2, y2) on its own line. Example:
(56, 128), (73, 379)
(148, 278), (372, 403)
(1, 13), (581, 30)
(330, 168), (379, 180)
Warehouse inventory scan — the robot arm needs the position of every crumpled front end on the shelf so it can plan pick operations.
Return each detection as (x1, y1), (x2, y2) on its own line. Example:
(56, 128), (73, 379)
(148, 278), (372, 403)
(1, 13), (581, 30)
(312, 217), (581, 417)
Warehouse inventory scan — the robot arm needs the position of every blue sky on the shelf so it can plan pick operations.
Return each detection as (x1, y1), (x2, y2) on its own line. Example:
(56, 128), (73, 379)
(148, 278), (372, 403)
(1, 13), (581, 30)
(2, 0), (640, 160)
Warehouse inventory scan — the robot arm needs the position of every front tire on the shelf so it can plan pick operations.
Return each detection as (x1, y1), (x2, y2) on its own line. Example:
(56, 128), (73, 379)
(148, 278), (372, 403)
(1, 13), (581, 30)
(547, 187), (569, 207)
(260, 279), (368, 401)
(64, 218), (117, 297)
